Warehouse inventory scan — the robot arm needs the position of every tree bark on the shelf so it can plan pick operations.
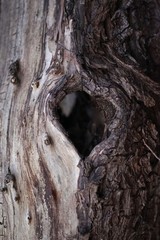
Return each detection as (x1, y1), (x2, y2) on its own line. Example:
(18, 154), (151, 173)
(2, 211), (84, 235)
(1, 0), (160, 240)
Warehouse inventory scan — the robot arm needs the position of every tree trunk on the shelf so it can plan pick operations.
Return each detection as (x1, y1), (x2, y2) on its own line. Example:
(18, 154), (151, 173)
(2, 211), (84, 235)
(1, 0), (160, 239)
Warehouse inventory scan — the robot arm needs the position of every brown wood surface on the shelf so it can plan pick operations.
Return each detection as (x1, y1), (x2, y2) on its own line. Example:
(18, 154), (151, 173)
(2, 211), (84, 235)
(0, 0), (160, 239)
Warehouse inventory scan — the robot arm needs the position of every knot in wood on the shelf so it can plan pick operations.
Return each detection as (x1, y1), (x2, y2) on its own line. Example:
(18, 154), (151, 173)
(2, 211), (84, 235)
(5, 173), (15, 184)
(11, 76), (18, 84)
(44, 135), (52, 145)
(15, 194), (20, 202)
(9, 60), (19, 75)
(9, 60), (20, 84)
(31, 80), (39, 88)
(27, 212), (32, 223)
(1, 186), (7, 192)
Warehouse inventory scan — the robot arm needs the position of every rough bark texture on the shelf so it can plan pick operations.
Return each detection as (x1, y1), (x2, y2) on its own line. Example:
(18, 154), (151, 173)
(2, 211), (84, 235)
(0, 0), (160, 240)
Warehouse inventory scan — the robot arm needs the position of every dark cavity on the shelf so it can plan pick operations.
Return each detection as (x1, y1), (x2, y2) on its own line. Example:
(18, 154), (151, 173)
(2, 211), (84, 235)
(57, 91), (105, 157)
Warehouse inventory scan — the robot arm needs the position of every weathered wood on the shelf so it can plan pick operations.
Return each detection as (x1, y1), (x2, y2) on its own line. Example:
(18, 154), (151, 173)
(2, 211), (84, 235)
(0, 0), (160, 240)
(0, 0), (80, 239)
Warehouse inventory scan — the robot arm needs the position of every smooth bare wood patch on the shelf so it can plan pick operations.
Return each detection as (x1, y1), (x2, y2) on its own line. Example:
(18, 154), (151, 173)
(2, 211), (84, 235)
(0, 0), (80, 239)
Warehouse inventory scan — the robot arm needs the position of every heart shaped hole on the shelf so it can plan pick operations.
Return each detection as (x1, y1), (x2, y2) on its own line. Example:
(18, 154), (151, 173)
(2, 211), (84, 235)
(57, 91), (105, 157)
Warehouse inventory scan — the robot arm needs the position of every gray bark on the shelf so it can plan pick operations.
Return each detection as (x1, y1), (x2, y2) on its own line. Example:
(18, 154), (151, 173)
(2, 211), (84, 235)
(0, 1), (80, 239)
(0, 0), (160, 240)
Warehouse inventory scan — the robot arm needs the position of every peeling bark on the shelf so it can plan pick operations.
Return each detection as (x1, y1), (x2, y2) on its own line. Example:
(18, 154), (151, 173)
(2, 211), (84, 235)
(0, 0), (160, 240)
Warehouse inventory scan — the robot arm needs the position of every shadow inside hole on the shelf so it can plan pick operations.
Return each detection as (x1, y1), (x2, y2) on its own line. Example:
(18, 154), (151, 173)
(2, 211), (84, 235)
(57, 91), (105, 157)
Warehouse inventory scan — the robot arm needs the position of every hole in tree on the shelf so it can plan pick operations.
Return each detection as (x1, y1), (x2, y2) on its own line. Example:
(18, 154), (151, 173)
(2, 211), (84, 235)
(57, 91), (105, 157)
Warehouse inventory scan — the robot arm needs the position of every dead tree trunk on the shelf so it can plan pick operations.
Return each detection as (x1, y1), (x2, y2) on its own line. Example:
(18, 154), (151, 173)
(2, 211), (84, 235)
(0, 0), (160, 239)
